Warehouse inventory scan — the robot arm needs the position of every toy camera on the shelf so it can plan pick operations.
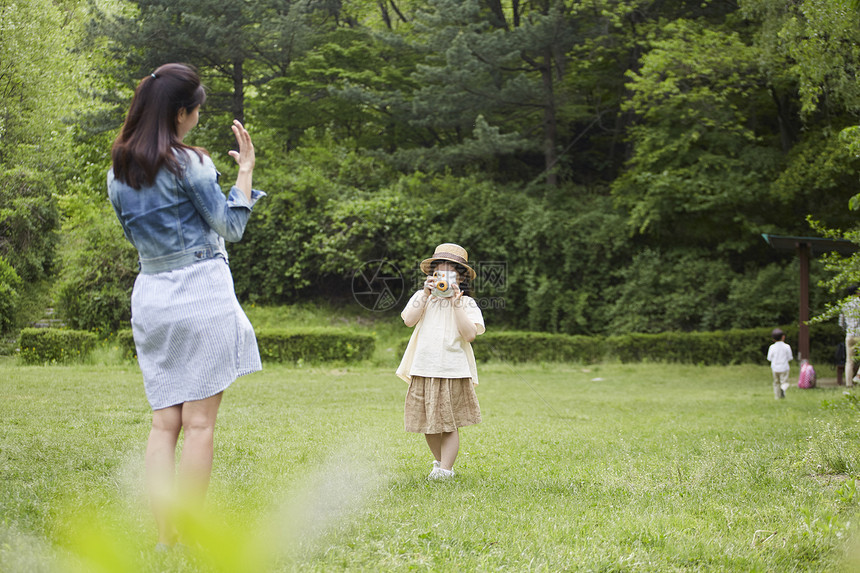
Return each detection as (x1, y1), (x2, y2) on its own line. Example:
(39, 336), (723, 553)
(431, 270), (458, 298)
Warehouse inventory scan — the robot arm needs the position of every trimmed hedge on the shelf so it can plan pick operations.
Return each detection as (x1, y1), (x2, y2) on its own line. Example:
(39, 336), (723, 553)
(605, 331), (763, 365)
(256, 328), (375, 364)
(18, 328), (98, 365)
(397, 323), (844, 366)
(113, 328), (374, 364)
(474, 331), (605, 364)
(115, 329), (136, 360)
(627, 323), (841, 365)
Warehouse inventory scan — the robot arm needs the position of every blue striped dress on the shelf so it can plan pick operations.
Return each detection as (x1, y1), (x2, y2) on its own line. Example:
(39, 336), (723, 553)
(130, 257), (261, 410)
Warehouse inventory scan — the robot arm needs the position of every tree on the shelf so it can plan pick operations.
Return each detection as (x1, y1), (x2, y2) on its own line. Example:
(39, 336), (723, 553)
(253, 26), (422, 154)
(0, 0), (87, 286)
(0, 256), (21, 334)
(612, 19), (783, 249)
(401, 0), (584, 184)
(745, 0), (860, 313)
(0, 0), (85, 169)
(0, 170), (60, 284)
(92, 0), (252, 123)
(63, 0), (859, 335)
(89, 0), (339, 150)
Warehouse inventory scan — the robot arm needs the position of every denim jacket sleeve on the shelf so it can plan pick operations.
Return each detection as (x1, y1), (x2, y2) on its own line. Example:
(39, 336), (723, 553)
(181, 151), (265, 242)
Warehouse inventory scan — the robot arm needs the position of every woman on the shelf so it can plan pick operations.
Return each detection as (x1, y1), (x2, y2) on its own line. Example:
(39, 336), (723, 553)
(108, 63), (264, 549)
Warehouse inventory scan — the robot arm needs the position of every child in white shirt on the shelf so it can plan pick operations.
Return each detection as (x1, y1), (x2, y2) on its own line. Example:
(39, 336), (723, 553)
(397, 243), (485, 480)
(767, 328), (793, 400)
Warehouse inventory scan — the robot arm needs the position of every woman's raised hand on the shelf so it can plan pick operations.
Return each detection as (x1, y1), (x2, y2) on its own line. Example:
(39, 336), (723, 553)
(228, 120), (255, 200)
(228, 120), (255, 173)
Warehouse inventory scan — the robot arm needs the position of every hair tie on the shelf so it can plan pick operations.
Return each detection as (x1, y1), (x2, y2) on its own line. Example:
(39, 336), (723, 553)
(150, 73), (157, 79)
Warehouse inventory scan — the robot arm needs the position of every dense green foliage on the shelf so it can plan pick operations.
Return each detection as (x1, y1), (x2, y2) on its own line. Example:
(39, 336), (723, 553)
(17, 328), (98, 365)
(0, 169), (60, 284)
(0, 0), (90, 330)
(54, 205), (137, 335)
(255, 328), (376, 364)
(0, 257), (21, 334)
(5, 0), (860, 336)
(0, 0), (85, 169)
(115, 329), (136, 360)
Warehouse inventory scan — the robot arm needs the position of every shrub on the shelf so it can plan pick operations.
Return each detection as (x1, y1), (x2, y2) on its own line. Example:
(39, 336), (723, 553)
(115, 330), (136, 361)
(780, 322), (844, 365)
(18, 328), (98, 365)
(114, 328), (374, 364)
(395, 323), (843, 366)
(0, 168), (60, 283)
(473, 331), (605, 364)
(0, 256), (22, 333)
(255, 328), (375, 364)
(605, 331), (759, 365)
(228, 149), (441, 305)
(605, 323), (843, 365)
(55, 203), (137, 335)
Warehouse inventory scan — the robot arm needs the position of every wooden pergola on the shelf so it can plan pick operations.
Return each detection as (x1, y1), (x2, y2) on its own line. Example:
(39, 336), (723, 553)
(762, 234), (858, 360)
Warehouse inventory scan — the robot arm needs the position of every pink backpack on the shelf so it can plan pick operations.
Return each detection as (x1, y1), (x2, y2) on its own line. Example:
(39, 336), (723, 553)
(798, 360), (816, 389)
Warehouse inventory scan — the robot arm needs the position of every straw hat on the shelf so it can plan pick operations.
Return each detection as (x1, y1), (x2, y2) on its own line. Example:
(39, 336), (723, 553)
(420, 243), (476, 280)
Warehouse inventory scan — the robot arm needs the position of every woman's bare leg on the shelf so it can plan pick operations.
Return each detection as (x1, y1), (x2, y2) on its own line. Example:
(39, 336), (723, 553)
(145, 405), (182, 545)
(177, 392), (223, 511)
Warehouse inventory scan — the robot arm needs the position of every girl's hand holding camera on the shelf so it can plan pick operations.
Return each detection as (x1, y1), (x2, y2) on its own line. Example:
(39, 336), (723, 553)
(425, 272), (464, 305)
(422, 275), (436, 296)
(429, 272), (459, 293)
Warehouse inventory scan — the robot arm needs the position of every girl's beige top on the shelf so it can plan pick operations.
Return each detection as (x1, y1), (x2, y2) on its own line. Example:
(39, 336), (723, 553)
(396, 290), (485, 384)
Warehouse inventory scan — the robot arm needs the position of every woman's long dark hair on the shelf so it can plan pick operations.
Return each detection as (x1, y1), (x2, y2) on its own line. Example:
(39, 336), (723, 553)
(111, 63), (207, 189)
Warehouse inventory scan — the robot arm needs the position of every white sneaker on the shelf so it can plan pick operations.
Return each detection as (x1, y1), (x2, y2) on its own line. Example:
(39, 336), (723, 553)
(428, 467), (455, 480)
(432, 460), (440, 470)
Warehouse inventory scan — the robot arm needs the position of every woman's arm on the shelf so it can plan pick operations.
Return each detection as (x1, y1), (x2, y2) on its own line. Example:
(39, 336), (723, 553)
(183, 120), (264, 242)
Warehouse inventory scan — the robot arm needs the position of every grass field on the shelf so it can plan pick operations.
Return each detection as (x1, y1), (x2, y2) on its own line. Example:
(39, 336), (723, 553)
(3, 354), (860, 571)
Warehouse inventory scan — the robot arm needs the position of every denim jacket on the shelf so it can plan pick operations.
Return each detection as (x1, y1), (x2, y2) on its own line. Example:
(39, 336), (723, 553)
(108, 148), (265, 274)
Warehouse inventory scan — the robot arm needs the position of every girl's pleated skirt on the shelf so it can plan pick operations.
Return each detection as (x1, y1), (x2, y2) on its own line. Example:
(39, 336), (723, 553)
(404, 376), (482, 433)
(130, 257), (261, 410)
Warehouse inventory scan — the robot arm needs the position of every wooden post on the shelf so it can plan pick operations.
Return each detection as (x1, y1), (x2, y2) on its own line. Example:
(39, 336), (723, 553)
(798, 242), (810, 360)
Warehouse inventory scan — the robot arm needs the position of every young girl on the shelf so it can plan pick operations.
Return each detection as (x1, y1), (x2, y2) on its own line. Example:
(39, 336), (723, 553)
(396, 243), (485, 480)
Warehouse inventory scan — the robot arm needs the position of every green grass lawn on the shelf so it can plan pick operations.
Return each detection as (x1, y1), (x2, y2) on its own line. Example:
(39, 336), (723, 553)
(3, 356), (860, 572)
